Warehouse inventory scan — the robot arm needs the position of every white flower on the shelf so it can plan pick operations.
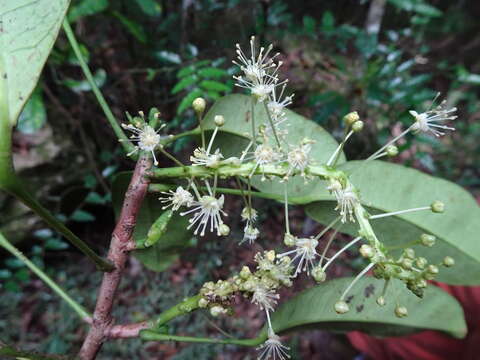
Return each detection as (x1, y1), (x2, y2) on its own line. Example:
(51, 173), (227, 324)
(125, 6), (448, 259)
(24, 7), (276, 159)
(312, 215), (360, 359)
(242, 224), (260, 244)
(180, 194), (227, 236)
(267, 84), (293, 118)
(233, 36), (278, 83)
(190, 147), (224, 168)
(251, 284), (279, 312)
(409, 98), (457, 137)
(257, 329), (291, 360)
(234, 72), (279, 102)
(328, 180), (358, 223)
(121, 123), (164, 165)
(285, 141), (313, 179)
(159, 186), (194, 211)
(278, 237), (319, 276)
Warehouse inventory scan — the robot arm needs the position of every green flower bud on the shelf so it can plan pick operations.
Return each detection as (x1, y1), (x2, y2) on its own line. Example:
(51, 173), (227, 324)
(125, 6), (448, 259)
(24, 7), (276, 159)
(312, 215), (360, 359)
(312, 266), (326, 283)
(343, 111), (360, 126)
(376, 296), (386, 306)
(420, 234), (436, 247)
(198, 298), (209, 308)
(386, 145), (398, 157)
(240, 266), (251, 280)
(352, 120), (364, 132)
(210, 305), (226, 317)
(214, 115), (225, 127)
(401, 258), (413, 270)
(417, 279), (427, 288)
(416, 257), (428, 269)
(430, 201), (445, 213)
(427, 264), (439, 275)
(192, 97), (206, 114)
(404, 248), (415, 260)
(334, 300), (350, 314)
(443, 256), (455, 267)
(284, 233), (296, 246)
(395, 305), (408, 318)
(219, 223), (230, 236)
(359, 244), (374, 258)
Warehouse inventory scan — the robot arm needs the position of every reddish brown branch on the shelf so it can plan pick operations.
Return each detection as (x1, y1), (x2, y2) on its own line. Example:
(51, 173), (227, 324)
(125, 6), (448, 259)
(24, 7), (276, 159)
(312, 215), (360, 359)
(107, 321), (151, 339)
(79, 156), (152, 360)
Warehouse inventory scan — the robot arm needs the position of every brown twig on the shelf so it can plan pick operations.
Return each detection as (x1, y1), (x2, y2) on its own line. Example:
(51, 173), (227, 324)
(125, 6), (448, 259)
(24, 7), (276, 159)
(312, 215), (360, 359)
(79, 155), (152, 360)
(106, 321), (151, 339)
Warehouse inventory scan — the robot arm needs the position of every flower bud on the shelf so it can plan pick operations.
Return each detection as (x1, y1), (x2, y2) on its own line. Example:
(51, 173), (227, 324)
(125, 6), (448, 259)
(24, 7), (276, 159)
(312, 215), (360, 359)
(266, 250), (276, 262)
(359, 244), (374, 258)
(376, 296), (386, 306)
(343, 111), (360, 126)
(219, 223), (230, 236)
(416, 257), (427, 269)
(214, 115), (225, 127)
(395, 305), (408, 318)
(426, 264), (439, 275)
(198, 298), (209, 308)
(210, 305), (227, 317)
(443, 256), (455, 267)
(284, 233), (296, 246)
(352, 120), (364, 132)
(404, 248), (415, 260)
(240, 266), (251, 280)
(192, 97), (206, 115)
(334, 300), (350, 314)
(430, 201), (445, 213)
(312, 266), (326, 283)
(417, 279), (427, 288)
(401, 258), (413, 270)
(386, 145), (398, 157)
(420, 234), (436, 247)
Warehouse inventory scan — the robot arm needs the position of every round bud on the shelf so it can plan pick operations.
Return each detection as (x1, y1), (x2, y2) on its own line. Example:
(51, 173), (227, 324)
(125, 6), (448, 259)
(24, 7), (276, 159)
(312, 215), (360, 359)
(395, 305), (408, 318)
(334, 300), (350, 314)
(430, 201), (445, 213)
(198, 298), (209, 308)
(420, 234), (436, 247)
(443, 256), (455, 267)
(312, 266), (327, 283)
(426, 264), (439, 275)
(219, 223), (230, 236)
(138, 110), (145, 118)
(284, 233), (296, 247)
(266, 250), (276, 262)
(417, 279), (427, 288)
(376, 296), (386, 306)
(404, 248), (415, 260)
(192, 97), (206, 114)
(359, 244), (374, 259)
(416, 257), (427, 269)
(352, 120), (364, 132)
(214, 115), (225, 127)
(210, 305), (226, 317)
(401, 258), (413, 270)
(386, 145), (398, 157)
(343, 111), (360, 126)
(240, 266), (251, 280)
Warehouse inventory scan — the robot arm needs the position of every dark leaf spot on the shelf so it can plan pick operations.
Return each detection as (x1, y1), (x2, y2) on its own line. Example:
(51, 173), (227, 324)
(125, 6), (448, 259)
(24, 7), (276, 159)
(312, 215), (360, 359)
(356, 305), (364, 313)
(364, 284), (375, 298)
(346, 295), (354, 303)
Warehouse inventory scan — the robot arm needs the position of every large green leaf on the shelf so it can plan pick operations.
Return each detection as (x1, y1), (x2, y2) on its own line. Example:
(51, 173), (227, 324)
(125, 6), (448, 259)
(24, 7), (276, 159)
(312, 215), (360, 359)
(203, 94), (345, 198)
(270, 277), (466, 339)
(111, 172), (195, 272)
(0, 0), (70, 125)
(306, 160), (480, 285)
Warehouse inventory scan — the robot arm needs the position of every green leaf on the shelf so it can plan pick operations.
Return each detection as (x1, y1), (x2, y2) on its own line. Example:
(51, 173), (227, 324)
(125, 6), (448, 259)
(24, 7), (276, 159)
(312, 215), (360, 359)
(63, 68), (106, 93)
(111, 172), (194, 272)
(17, 86), (47, 134)
(202, 94), (344, 198)
(134, 0), (162, 16)
(197, 67), (229, 79)
(177, 88), (203, 115)
(269, 277), (466, 339)
(0, 0), (70, 125)
(112, 11), (147, 43)
(44, 238), (69, 251)
(321, 11), (335, 31)
(85, 191), (107, 205)
(198, 80), (230, 92)
(68, 0), (108, 22)
(306, 160), (480, 285)
(177, 65), (196, 79)
(171, 75), (198, 94)
(70, 209), (95, 222)
(303, 15), (316, 34)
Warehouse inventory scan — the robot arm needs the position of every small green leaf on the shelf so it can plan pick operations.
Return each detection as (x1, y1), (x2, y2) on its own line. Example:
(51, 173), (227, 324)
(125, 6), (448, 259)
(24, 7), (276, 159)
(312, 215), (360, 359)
(177, 65), (196, 79)
(269, 277), (466, 339)
(63, 69), (106, 93)
(17, 86), (47, 134)
(134, 0), (162, 16)
(197, 67), (228, 79)
(70, 209), (95, 222)
(321, 11), (335, 31)
(44, 238), (69, 251)
(303, 15), (316, 34)
(171, 75), (198, 94)
(177, 88), (203, 115)
(198, 80), (230, 92)
(85, 192), (107, 205)
(113, 11), (147, 43)
(306, 161), (480, 285)
(68, 0), (108, 22)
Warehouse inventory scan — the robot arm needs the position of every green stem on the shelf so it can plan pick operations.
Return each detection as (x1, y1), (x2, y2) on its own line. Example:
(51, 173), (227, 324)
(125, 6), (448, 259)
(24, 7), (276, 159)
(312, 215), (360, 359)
(161, 128), (201, 146)
(140, 330), (264, 347)
(0, 232), (91, 320)
(5, 182), (113, 272)
(263, 102), (281, 147)
(154, 295), (201, 327)
(62, 20), (133, 154)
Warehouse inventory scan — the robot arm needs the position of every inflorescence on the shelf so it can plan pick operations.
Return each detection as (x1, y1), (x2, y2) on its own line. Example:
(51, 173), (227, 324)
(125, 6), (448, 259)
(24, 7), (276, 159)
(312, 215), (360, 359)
(122, 36), (458, 360)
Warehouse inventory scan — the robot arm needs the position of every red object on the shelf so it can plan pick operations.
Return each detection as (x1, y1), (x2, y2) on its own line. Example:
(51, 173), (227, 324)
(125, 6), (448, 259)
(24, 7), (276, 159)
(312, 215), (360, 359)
(348, 282), (480, 360)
